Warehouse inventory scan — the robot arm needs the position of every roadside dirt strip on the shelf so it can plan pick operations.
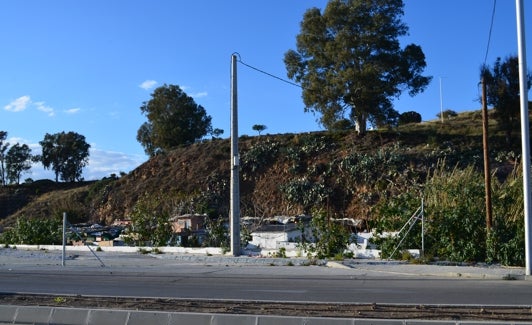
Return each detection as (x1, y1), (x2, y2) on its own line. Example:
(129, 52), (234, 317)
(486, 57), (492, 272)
(1, 293), (532, 322)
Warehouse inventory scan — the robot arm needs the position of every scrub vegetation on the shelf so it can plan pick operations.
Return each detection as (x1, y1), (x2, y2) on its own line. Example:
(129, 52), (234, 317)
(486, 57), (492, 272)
(0, 109), (528, 265)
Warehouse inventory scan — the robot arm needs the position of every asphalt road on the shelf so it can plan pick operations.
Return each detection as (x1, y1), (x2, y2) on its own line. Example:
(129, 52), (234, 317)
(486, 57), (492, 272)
(2, 248), (532, 323)
(0, 252), (530, 306)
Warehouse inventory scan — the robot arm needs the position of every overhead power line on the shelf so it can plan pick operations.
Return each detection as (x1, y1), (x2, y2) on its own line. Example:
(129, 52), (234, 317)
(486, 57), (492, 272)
(234, 53), (302, 89)
(483, 0), (497, 65)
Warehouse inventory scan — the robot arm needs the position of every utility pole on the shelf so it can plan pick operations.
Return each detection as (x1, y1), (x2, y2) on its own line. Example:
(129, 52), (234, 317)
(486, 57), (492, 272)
(230, 53), (241, 256)
(516, 0), (531, 276)
(481, 78), (493, 232)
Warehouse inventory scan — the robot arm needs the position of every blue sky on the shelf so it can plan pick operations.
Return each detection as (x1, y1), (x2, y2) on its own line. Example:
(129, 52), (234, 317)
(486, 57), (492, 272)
(1, 1), (531, 181)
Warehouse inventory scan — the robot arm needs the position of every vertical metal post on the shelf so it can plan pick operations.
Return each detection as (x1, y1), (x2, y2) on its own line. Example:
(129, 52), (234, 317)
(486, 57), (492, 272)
(421, 198), (424, 256)
(516, 0), (531, 276)
(62, 212), (66, 266)
(230, 53), (241, 256)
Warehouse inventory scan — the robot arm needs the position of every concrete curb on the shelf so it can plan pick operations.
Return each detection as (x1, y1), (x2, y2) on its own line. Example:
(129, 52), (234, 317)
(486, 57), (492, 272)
(348, 267), (526, 280)
(153, 254), (323, 266)
(338, 260), (527, 280)
(2, 305), (530, 325)
(326, 261), (353, 270)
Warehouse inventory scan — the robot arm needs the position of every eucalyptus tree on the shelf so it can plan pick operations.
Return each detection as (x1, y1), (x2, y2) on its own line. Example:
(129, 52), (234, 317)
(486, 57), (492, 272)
(284, 0), (431, 134)
(39, 131), (90, 182)
(5, 143), (32, 184)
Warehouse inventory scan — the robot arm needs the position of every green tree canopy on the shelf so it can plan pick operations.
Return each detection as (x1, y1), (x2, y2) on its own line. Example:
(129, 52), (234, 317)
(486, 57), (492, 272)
(211, 128), (224, 139)
(481, 55), (532, 144)
(39, 131), (90, 182)
(252, 124), (267, 135)
(398, 111), (421, 125)
(436, 109), (458, 120)
(5, 143), (32, 185)
(137, 84), (213, 156)
(284, 0), (431, 134)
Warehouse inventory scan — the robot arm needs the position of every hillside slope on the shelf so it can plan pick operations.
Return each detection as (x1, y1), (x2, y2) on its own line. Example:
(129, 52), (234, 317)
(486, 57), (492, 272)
(0, 110), (521, 229)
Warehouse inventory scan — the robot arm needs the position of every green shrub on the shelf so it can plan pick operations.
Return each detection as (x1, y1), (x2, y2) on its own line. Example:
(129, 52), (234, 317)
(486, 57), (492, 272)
(280, 178), (331, 213)
(127, 195), (173, 247)
(203, 216), (229, 250)
(489, 168), (525, 266)
(298, 210), (351, 259)
(0, 217), (62, 245)
(424, 164), (487, 262)
(274, 247), (287, 258)
(138, 248), (150, 254)
(400, 250), (413, 261)
(333, 253), (344, 261)
(373, 161), (526, 266)
(240, 139), (280, 179)
(343, 251), (354, 259)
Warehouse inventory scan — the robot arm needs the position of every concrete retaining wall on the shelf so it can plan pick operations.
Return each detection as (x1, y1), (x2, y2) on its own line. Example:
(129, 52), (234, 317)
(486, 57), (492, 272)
(2, 305), (529, 325)
(9, 244), (384, 259)
(13, 244), (224, 255)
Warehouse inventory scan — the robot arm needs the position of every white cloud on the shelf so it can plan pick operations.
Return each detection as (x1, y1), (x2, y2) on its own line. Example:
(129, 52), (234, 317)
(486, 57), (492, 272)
(4, 97), (59, 116)
(64, 107), (81, 114)
(2, 137), (145, 181)
(191, 91), (208, 99)
(4, 95), (31, 112)
(34, 101), (55, 117)
(23, 145), (146, 181)
(139, 80), (157, 90)
(83, 148), (146, 180)
(6, 136), (30, 147)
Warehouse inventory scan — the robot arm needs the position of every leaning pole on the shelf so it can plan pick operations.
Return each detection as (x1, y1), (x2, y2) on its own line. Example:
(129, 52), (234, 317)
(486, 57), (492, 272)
(516, 0), (531, 276)
(230, 53), (241, 256)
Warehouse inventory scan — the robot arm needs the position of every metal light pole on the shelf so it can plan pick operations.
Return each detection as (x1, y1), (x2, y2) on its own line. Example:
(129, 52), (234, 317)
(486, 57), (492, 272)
(516, 0), (531, 276)
(230, 53), (241, 256)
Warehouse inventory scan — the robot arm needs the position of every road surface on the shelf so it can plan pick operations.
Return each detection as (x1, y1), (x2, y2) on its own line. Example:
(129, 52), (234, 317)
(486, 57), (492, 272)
(0, 263), (530, 305)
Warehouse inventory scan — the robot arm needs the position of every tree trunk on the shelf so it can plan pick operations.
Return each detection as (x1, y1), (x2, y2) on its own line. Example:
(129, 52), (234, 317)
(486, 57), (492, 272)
(505, 129), (512, 146)
(354, 114), (367, 136)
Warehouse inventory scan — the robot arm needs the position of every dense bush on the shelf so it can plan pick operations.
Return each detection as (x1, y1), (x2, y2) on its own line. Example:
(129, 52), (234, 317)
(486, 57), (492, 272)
(424, 165), (487, 262)
(374, 161), (525, 266)
(240, 139), (280, 179)
(297, 210), (351, 259)
(0, 216), (62, 245)
(279, 178), (331, 213)
(489, 168), (525, 266)
(125, 195), (173, 247)
(202, 216), (229, 249)
(371, 191), (423, 260)
(437, 109), (458, 119)
(399, 111), (422, 125)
